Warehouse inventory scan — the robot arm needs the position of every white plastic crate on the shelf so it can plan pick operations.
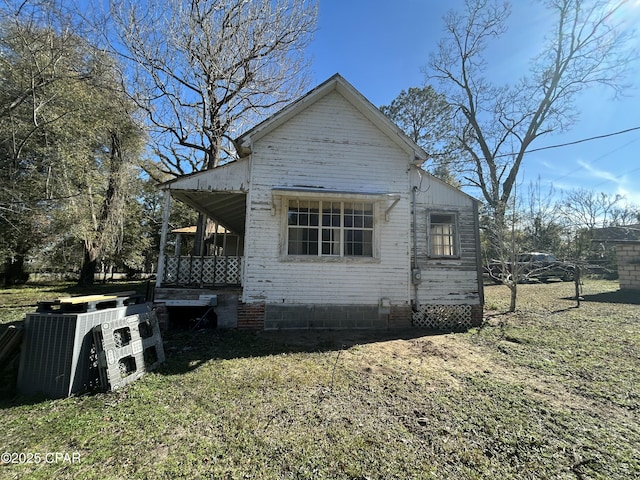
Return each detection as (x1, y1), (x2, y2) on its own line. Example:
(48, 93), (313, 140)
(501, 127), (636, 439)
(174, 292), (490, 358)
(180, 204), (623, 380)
(92, 309), (165, 391)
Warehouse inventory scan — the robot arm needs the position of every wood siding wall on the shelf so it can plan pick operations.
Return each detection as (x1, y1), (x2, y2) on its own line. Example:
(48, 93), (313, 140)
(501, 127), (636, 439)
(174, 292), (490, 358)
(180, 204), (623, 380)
(412, 178), (482, 306)
(243, 91), (412, 306)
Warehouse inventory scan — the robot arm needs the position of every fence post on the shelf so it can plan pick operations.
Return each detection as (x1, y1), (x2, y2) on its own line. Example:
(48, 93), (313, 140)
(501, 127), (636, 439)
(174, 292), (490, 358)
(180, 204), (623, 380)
(574, 266), (582, 307)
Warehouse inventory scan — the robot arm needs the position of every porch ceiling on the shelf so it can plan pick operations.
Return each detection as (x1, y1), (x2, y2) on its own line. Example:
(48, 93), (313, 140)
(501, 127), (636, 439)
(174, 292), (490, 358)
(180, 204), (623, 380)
(171, 190), (247, 234)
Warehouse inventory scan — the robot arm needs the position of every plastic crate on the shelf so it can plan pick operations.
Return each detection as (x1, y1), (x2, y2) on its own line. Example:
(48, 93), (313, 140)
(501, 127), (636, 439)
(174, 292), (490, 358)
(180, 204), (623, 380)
(92, 310), (165, 391)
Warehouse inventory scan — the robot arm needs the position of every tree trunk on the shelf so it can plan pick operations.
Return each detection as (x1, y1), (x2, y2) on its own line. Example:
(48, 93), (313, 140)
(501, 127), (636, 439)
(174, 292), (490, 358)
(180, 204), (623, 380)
(77, 131), (125, 287)
(192, 213), (206, 256)
(508, 282), (517, 312)
(78, 244), (99, 287)
(191, 135), (221, 255)
(3, 254), (29, 286)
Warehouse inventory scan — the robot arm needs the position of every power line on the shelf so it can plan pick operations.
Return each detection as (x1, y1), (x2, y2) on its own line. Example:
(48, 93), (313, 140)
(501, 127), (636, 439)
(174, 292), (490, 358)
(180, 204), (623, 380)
(522, 126), (640, 155)
(592, 165), (640, 189)
(547, 135), (640, 185)
(431, 125), (640, 159)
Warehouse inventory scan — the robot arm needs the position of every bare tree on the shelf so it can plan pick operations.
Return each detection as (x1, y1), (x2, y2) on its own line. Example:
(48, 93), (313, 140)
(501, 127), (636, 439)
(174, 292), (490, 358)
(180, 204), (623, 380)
(107, 0), (318, 174)
(426, 0), (635, 311)
(609, 203), (640, 226)
(561, 188), (623, 231)
(522, 179), (563, 254)
(483, 201), (526, 312)
(102, 0), (317, 255)
(425, 0), (636, 229)
(559, 188), (623, 260)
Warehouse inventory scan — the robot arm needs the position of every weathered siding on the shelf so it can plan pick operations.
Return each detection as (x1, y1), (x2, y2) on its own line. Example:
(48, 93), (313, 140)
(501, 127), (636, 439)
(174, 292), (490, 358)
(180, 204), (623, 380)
(168, 159), (249, 192)
(411, 176), (482, 306)
(242, 91), (411, 306)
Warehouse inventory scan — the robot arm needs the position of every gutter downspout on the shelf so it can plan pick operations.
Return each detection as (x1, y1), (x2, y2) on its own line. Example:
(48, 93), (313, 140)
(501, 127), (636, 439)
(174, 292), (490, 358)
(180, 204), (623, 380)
(473, 199), (485, 307)
(412, 185), (420, 310)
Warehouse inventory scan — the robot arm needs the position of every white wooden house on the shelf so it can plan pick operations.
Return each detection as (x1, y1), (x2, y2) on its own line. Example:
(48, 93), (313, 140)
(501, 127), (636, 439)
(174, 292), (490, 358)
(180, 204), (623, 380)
(155, 74), (484, 331)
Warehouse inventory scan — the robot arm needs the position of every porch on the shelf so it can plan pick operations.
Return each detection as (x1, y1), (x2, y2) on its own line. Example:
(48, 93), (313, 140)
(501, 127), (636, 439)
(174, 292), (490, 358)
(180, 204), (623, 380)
(155, 159), (250, 291)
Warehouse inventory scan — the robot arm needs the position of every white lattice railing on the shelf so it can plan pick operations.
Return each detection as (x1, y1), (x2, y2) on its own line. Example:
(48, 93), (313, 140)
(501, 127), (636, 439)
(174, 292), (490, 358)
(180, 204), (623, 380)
(162, 256), (243, 286)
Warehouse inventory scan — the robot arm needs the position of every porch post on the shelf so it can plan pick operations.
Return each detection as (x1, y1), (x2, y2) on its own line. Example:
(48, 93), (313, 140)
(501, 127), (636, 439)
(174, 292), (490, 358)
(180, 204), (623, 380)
(175, 233), (182, 256)
(155, 189), (172, 289)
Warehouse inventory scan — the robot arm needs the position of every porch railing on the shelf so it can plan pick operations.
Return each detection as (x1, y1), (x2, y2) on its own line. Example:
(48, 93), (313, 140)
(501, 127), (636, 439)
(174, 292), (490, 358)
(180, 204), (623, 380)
(162, 255), (243, 286)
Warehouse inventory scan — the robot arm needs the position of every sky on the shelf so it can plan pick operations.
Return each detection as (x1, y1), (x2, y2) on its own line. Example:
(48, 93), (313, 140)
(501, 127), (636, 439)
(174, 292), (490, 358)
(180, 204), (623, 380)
(305, 0), (640, 207)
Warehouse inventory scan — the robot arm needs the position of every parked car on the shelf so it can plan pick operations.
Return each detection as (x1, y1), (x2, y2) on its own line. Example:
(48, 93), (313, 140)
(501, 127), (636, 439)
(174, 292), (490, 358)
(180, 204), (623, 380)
(486, 252), (576, 284)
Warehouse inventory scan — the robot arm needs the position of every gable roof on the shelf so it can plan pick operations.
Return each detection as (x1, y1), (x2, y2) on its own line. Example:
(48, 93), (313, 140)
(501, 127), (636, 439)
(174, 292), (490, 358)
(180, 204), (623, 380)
(234, 73), (428, 164)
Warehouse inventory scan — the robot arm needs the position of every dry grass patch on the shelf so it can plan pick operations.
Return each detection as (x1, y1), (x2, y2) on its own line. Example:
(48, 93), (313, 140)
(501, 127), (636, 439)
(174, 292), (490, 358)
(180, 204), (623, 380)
(0, 279), (638, 479)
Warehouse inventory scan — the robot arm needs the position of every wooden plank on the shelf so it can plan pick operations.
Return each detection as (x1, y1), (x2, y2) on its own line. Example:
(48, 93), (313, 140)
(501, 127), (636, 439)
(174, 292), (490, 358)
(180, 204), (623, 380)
(56, 294), (118, 304)
(160, 299), (211, 307)
(56, 291), (138, 304)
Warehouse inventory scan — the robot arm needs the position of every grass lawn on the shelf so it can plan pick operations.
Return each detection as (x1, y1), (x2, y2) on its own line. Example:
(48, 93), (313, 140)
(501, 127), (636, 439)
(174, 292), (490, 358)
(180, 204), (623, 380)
(0, 280), (638, 479)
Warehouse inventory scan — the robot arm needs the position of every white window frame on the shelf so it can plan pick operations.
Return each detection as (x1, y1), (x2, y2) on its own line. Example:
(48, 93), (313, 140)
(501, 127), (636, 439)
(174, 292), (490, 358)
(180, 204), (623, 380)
(282, 197), (379, 261)
(427, 211), (460, 258)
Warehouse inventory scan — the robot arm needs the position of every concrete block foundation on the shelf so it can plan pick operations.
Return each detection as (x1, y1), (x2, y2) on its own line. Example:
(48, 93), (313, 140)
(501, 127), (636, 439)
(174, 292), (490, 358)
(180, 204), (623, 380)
(264, 304), (391, 330)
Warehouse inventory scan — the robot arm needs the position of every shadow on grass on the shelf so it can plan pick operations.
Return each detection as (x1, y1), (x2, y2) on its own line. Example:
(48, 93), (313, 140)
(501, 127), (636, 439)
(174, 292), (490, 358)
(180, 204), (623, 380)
(562, 290), (640, 305)
(159, 326), (447, 377)
(1, 326), (448, 406)
(551, 306), (580, 314)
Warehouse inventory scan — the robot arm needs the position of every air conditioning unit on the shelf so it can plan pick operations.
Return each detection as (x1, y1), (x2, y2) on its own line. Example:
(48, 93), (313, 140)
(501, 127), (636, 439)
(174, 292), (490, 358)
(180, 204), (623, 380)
(17, 293), (149, 398)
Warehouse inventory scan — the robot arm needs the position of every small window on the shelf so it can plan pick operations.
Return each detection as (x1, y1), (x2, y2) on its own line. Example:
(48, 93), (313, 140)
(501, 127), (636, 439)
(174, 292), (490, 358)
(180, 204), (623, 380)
(287, 199), (374, 257)
(428, 212), (459, 257)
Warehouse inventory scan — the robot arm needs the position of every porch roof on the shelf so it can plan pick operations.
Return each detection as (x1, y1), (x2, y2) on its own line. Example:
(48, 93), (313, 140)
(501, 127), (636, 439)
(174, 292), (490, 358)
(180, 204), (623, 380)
(163, 156), (250, 192)
(171, 190), (246, 235)
(162, 158), (249, 234)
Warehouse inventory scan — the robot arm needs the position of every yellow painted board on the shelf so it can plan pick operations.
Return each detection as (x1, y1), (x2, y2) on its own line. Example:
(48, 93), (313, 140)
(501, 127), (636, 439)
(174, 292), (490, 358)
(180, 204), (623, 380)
(56, 291), (137, 304)
(56, 294), (118, 304)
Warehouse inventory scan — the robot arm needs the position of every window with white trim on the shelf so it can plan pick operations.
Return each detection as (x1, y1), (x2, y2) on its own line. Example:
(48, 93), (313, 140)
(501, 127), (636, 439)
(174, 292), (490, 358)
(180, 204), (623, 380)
(428, 212), (459, 257)
(287, 199), (374, 257)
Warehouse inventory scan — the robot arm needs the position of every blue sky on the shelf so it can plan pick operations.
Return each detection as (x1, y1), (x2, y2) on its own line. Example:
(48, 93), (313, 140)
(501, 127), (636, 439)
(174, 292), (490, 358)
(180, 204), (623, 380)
(306, 0), (640, 206)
